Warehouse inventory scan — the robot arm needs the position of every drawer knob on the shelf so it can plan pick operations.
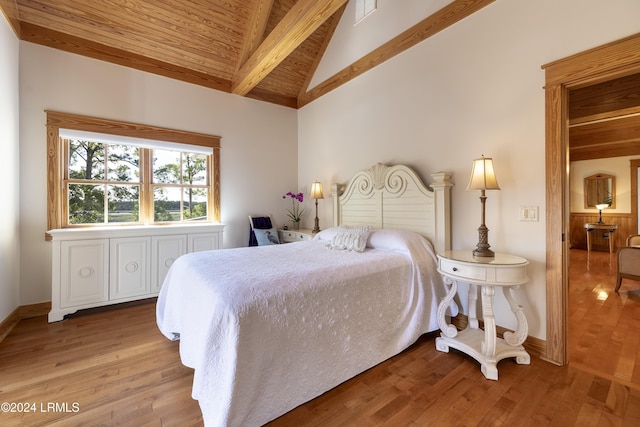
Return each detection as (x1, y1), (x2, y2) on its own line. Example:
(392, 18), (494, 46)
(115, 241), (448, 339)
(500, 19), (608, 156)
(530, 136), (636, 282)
(452, 267), (458, 272)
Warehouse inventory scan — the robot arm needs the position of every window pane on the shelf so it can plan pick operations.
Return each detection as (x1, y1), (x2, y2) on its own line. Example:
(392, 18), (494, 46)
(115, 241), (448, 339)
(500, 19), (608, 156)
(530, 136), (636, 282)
(153, 150), (181, 184)
(68, 140), (105, 180)
(183, 188), (207, 221)
(68, 183), (105, 224)
(183, 153), (208, 185)
(154, 187), (181, 222)
(107, 145), (139, 182)
(108, 185), (140, 223)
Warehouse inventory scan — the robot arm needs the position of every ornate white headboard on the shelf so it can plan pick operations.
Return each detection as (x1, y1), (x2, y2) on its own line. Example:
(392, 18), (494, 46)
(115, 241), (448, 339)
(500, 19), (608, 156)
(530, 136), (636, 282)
(331, 163), (453, 253)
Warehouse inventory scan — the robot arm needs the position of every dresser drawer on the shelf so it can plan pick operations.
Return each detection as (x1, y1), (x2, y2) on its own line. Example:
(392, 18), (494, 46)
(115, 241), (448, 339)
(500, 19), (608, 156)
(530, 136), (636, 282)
(279, 231), (297, 243)
(439, 258), (487, 281)
(278, 229), (313, 243)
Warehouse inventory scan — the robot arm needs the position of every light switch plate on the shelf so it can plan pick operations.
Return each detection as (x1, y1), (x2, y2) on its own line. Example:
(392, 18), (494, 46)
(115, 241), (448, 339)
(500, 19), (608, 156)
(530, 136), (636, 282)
(520, 206), (539, 222)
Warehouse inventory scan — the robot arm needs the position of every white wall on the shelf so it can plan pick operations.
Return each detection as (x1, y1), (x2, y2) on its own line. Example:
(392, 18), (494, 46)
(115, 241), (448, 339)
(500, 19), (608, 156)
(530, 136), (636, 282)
(19, 43), (298, 305)
(0, 14), (20, 322)
(298, 0), (640, 339)
(570, 156), (639, 213)
(310, 0), (452, 87)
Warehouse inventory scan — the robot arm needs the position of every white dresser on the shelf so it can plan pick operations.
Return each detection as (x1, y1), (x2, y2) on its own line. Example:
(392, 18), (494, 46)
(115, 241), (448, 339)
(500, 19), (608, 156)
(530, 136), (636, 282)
(48, 224), (224, 322)
(278, 228), (314, 243)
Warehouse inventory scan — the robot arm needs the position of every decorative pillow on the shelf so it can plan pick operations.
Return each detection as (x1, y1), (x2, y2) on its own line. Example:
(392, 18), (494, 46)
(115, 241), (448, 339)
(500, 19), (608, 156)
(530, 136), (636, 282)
(328, 225), (371, 253)
(313, 227), (342, 242)
(254, 227), (280, 245)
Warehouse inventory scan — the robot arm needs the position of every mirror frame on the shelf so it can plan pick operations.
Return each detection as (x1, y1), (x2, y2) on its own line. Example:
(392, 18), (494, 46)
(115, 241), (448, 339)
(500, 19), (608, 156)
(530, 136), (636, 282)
(584, 173), (615, 209)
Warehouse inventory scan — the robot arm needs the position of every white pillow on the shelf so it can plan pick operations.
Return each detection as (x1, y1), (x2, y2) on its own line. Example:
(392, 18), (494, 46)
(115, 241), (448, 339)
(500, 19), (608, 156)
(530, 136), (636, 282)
(254, 227), (280, 245)
(313, 227), (342, 242)
(367, 228), (432, 252)
(328, 225), (371, 253)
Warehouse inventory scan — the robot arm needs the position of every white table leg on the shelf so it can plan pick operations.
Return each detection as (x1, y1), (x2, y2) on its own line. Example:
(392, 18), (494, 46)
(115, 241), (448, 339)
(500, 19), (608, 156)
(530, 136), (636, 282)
(437, 276), (458, 338)
(468, 283), (479, 329)
(502, 286), (528, 346)
(480, 285), (497, 357)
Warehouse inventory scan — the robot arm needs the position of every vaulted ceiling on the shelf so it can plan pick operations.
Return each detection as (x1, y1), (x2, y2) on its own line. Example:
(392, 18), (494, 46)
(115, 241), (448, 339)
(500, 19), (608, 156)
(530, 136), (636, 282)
(0, 0), (494, 108)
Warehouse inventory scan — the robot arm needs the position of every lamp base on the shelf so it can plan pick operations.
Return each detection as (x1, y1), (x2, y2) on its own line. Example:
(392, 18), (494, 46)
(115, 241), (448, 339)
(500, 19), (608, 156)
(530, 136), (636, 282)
(474, 224), (495, 258)
(473, 247), (495, 257)
(313, 200), (321, 234)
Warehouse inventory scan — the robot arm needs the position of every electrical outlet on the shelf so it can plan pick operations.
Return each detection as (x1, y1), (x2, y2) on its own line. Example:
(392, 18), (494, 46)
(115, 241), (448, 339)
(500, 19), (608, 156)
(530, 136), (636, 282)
(520, 206), (539, 222)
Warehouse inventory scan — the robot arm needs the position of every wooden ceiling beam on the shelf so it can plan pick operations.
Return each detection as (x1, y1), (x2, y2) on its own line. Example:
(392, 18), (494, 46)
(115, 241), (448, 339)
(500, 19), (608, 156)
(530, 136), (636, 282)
(236, 0), (274, 72)
(232, 0), (348, 96)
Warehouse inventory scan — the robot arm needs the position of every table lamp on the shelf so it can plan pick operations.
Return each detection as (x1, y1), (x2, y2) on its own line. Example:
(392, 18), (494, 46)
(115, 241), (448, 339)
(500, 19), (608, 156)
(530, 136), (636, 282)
(468, 155), (500, 257)
(310, 181), (324, 233)
(595, 203), (608, 224)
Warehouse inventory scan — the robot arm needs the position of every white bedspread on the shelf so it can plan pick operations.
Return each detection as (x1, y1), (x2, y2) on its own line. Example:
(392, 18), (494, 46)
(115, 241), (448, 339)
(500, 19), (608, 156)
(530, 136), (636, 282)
(156, 228), (453, 427)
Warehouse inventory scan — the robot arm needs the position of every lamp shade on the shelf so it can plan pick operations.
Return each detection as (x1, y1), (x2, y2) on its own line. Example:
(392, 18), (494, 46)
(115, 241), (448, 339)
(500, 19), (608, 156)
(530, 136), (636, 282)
(310, 181), (324, 199)
(467, 155), (500, 191)
(595, 203), (609, 210)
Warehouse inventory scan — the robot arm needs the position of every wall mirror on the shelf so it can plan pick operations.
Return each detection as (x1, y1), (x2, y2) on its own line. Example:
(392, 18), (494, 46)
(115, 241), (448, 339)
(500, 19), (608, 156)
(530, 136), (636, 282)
(584, 173), (615, 208)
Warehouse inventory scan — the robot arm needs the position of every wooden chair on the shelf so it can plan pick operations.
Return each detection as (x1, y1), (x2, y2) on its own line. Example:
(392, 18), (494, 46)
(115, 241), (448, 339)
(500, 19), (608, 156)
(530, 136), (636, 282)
(248, 215), (279, 246)
(615, 246), (640, 292)
(626, 234), (640, 247)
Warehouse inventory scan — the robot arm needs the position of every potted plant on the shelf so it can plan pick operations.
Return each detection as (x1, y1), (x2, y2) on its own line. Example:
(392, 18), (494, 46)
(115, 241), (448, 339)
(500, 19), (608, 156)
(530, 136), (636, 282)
(283, 191), (304, 229)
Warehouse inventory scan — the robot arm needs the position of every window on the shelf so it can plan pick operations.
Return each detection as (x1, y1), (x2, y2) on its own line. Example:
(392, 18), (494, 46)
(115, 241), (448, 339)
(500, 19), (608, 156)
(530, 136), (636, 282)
(46, 111), (220, 235)
(151, 149), (210, 222)
(66, 138), (142, 225)
(355, 0), (377, 24)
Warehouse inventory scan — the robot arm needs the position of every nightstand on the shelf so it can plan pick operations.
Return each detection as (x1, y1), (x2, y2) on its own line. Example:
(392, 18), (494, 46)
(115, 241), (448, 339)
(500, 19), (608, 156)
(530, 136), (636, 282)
(435, 250), (530, 380)
(278, 229), (314, 243)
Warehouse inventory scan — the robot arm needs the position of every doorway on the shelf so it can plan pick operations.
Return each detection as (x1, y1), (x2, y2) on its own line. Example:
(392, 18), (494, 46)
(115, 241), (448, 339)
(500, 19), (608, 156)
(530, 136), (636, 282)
(543, 32), (640, 365)
(632, 159), (640, 233)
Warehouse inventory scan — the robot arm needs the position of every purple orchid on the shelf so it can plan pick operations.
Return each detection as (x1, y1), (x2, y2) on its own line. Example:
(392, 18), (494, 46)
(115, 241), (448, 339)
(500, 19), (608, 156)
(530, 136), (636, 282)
(282, 191), (305, 222)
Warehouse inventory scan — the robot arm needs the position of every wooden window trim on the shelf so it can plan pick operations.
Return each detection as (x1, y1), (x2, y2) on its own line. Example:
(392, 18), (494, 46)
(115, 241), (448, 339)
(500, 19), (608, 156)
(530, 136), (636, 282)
(46, 111), (221, 240)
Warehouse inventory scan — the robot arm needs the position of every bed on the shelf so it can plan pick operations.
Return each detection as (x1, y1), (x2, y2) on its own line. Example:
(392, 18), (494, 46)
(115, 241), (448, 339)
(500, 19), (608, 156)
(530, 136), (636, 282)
(156, 163), (454, 426)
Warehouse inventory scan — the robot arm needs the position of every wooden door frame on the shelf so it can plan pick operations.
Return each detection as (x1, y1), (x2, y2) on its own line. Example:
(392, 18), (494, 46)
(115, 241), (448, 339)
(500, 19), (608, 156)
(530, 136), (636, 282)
(542, 33), (640, 365)
(632, 159), (640, 236)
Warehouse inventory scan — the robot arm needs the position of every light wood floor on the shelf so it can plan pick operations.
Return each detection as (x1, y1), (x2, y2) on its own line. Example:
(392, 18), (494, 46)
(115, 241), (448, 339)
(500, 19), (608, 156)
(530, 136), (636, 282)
(1, 249), (639, 426)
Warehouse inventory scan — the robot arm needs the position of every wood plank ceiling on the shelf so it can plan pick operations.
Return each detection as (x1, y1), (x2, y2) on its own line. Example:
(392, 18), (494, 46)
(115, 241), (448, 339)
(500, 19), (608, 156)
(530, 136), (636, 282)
(1, 0), (495, 109)
(10, 0), (349, 108)
(569, 72), (640, 161)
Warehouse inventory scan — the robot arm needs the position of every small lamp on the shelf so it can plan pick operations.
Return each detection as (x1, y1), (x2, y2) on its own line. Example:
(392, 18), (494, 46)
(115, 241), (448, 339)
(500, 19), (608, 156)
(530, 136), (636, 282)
(595, 203), (608, 224)
(310, 181), (324, 233)
(467, 155), (501, 257)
